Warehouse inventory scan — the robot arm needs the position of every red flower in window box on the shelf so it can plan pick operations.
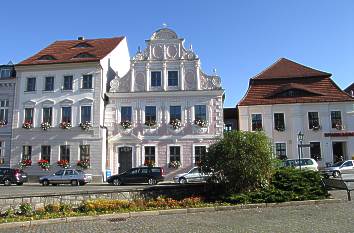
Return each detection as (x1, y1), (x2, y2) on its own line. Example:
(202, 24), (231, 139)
(19, 159), (32, 168)
(57, 160), (70, 168)
(77, 159), (90, 169)
(38, 159), (50, 170)
(22, 121), (33, 129)
(60, 121), (72, 129)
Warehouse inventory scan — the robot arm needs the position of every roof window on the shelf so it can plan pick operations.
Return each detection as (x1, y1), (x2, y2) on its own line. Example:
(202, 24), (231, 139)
(73, 42), (92, 48)
(37, 55), (57, 60)
(73, 53), (96, 59)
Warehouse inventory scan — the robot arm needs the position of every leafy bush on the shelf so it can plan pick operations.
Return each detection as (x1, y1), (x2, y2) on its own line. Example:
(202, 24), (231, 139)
(19, 203), (33, 216)
(202, 131), (273, 193)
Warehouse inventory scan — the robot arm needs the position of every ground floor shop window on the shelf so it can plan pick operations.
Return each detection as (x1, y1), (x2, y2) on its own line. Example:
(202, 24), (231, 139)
(22, 145), (32, 161)
(41, 145), (51, 163)
(194, 146), (206, 165)
(80, 145), (90, 161)
(144, 146), (155, 166)
(60, 145), (70, 162)
(310, 142), (321, 161)
(170, 146), (181, 162)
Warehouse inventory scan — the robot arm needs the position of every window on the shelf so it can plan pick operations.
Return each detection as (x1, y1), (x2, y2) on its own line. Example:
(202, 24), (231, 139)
(60, 145), (70, 162)
(22, 145), (32, 161)
(80, 145), (90, 161)
(168, 71), (178, 86)
(41, 145), (51, 163)
(275, 143), (287, 160)
(42, 107), (52, 124)
(0, 141), (4, 164)
(74, 53), (96, 58)
(144, 146), (155, 163)
(251, 114), (262, 131)
(224, 123), (232, 132)
(170, 146), (180, 162)
(44, 76), (54, 91)
(61, 107), (71, 123)
(195, 105), (207, 121)
(310, 142), (321, 161)
(24, 108), (34, 123)
(308, 112), (320, 129)
(0, 100), (9, 123)
(0, 68), (11, 78)
(274, 113), (285, 131)
(194, 146), (206, 165)
(331, 111), (342, 128)
(170, 106), (181, 121)
(121, 106), (132, 122)
(151, 71), (161, 87)
(145, 106), (156, 122)
(81, 106), (91, 123)
(26, 77), (36, 91)
(82, 75), (93, 89)
(63, 76), (73, 90)
(38, 55), (56, 60)
(74, 42), (92, 48)
(54, 170), (64, 176)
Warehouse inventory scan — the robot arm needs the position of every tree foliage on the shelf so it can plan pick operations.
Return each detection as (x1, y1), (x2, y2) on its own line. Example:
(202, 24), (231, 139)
(203, 130), (273, 193)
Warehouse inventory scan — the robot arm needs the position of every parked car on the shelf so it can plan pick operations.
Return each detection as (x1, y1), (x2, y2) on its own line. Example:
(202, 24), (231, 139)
(323, 160), (354, 178)
(173, 167), (211, 184)
(0, 168), (28, 186)
(107, 167), (164, 185)
(283, 158), (318, 171)
(39, 169), (92, 186)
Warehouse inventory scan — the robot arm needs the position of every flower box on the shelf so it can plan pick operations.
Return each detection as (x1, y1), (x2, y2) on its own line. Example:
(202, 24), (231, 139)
(275, 126), (285, 132)
(38, 159), (50, 170)
(194, 119), (208, 128)
(169, 119), (181, 130)
(79, 121), (92, 131)
(120, 120), (132, 129)
(41, 122), (51, 130)
(0, 120), (7, 127)
(22, 121), (33, 129)
(60, 121), (72, 129)
(77, 159), (90, 169)
(144, 120), (157, 127)
(57, 160), (70, 168)
(19, 159), (32, 169)
(168, 160), (181, 169)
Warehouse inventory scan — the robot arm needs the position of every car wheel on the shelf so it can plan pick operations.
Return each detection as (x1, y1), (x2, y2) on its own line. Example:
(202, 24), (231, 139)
(42, 180), (50, 186)
(148, 178), (157, 185)
(3, 179), (11, 186)
(71, 180), (79, 186)
(179, 178), (187, 184)
(333, 171), (341, 178)
(113, 178), (122, 186)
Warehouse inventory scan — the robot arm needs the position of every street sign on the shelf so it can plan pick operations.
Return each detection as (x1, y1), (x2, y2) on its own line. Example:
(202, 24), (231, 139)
(298, 144), (311, 147)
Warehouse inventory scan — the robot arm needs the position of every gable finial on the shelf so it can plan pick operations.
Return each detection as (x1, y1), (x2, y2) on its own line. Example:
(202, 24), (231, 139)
(162, 23), (168, 28)
(190, 44), (193, 51)
(213, 68), (217, 75)
(137, 46), (141, 53)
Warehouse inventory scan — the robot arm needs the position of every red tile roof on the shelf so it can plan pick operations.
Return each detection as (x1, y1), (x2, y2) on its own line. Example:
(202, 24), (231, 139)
(17, 37), (124, 66)
(238, 58), (354, 106)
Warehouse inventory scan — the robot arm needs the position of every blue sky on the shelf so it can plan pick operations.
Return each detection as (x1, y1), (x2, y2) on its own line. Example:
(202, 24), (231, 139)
(1, 1), (353, 107)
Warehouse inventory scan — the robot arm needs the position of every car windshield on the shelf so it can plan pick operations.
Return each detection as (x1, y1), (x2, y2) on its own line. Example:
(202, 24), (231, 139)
(332, 161), (344, 167)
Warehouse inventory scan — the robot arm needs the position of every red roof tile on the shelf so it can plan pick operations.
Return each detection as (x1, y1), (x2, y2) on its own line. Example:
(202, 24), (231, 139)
(17, 37), (124, 66)
(238, 58), (354, 106)
(253, 58), (331, 79)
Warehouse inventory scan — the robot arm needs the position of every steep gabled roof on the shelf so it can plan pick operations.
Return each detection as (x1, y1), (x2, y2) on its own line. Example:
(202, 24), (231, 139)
(253, 58), (331, 80)
(238, 58), (354, 106)
(18, 37), (124, 66)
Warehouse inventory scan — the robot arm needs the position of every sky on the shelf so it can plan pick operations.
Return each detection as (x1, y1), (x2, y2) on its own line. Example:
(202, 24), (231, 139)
(1, 1), (353, 107)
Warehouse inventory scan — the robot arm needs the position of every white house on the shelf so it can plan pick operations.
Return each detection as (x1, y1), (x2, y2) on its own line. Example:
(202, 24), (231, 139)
(238, 58), (354, 167)
(105, 28), (224, 175)
(11, 37), (130, 181)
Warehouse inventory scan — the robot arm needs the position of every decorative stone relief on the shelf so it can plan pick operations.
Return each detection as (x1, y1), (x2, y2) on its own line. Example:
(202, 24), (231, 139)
(167, 45), (178, 59)
(200, 71), (221, 90)
(134, 72), (145, 92)
(185, 71), (196, 90)
(150, 28), (178, 40)
(109, 71), (131, 93)
(152, 45), (164, 60)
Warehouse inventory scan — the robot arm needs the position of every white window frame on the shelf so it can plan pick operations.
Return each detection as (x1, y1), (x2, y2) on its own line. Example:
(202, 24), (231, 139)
(142, 144), (158, 166)
(330, 110), (342, 129)
(167, 70), (179, 88)
(150, 70), (162, 88)
(168, 105), (184, 124)
(43, 76), (55, 92)
(62, 74), (74, 91)
(307, 111), (320, 130)
(40, 145), (51, 162)
(251, 113), (263, 131)
(0, 99), (9, 123)
(273, 112), (286, 130)
(193, 104), (209, 122)
(61, 106), (72, 123)
(26, 77), (36, 92)
(167, 144), (183, 165)
(79, 105), (93, 124)
(81, 74), (94, 89)
(309, 141), (322, 160)
(274, 142), (287, 159)
(192, 144), (208, 165)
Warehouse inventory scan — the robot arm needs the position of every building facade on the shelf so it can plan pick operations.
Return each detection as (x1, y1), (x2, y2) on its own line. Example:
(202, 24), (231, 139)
(0, 63), (16, 167)
(223, 108), (237, 131)
(238, 58), (354, 167)
(105, 28), (224, 175)
(11, 37), (130, 181)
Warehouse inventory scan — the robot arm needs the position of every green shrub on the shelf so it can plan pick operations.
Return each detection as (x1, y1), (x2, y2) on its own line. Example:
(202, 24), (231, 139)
(19, 203), (33, 216)
(202, 131), (273, 193)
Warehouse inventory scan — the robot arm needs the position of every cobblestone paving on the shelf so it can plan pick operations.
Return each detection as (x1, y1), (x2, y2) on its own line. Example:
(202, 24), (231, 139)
(3, 197), (354, 233)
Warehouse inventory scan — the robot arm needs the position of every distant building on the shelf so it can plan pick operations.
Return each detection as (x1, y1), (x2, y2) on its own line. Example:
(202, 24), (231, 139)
(0, 63), (16, 166)
(106, 28), (224, 175)
(223, 108), (237, 131)
(11, 37), (130, 181)
(238, 58), (354, 166)
(344, 83), (354, 97)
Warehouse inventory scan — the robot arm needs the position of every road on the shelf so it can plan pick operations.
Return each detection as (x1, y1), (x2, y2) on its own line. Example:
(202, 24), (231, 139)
(0, 183), (176, 197)
(1, 194), (352, 233)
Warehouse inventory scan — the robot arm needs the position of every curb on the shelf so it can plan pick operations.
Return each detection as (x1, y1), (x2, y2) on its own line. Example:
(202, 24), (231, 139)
(0, 198), (344, 229)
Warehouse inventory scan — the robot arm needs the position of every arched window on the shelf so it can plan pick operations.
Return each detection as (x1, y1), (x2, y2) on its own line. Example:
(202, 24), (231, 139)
(73, 42), (92, 48)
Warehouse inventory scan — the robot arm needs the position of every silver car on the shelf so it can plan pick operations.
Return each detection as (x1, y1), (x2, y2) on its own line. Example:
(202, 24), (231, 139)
(173, 167), (210, 184)
(323, 160), (354, 178)
(39, 169), (92, 186)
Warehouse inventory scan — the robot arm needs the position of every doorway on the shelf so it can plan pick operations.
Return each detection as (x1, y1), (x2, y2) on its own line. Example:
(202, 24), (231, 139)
(332, 142), (347, 163)
(118, 146), (132, 174)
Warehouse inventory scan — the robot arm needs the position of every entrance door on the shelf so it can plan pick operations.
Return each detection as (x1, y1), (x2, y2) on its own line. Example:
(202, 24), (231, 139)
(118, 147), (132, 174)
(332, 142), (347, 163)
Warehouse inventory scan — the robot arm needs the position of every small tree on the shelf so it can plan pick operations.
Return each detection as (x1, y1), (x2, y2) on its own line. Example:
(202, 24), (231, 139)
(203, 130), (273, 193)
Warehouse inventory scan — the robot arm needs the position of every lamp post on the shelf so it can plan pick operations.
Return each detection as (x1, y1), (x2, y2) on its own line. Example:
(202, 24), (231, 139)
(297, 131), (304, 170)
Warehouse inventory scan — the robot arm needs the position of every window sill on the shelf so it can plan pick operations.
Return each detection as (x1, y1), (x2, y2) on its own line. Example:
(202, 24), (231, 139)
(42, 90), (54, 93)
(61, 89), (74, 93)
(80, 88), (94, 92)
(24, 90), (36, 94)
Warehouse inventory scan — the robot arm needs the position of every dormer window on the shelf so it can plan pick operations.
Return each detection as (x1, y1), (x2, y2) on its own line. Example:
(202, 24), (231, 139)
(0, 68), (11, 78)
(37, 55), (56, 61)
(73, 42), (92, 48)
(73, 53), (96, 59)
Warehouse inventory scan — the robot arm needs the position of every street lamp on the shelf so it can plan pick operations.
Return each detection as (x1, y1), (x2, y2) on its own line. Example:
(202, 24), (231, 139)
(297, 131), (304, 170)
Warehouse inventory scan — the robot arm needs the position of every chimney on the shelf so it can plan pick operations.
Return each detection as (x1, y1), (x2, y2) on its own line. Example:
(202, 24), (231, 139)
(77, 36), (84, 40)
